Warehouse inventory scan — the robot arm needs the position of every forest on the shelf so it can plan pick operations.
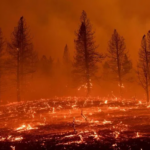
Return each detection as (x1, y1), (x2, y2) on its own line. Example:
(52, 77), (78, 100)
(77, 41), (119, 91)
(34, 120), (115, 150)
(0, 11), (149, 103)
(0, 6), (150, 150)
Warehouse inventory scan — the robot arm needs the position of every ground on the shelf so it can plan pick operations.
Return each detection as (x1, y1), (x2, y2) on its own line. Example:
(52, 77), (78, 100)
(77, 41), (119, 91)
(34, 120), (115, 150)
(0, 97), (150, 150)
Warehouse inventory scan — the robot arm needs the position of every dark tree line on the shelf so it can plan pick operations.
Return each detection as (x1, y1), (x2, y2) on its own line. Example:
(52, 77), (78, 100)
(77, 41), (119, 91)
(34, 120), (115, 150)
(0, 11), (149, 102)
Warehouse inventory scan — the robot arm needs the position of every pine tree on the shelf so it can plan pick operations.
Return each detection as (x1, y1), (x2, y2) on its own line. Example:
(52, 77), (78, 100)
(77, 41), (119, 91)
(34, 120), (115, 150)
(107, 29), (131, 97)
(73, 11), (103, 96)
(122, 54), (132, 75)
(63, 44), (70, 65)
(102, 61), (112, 80)
(0, 29), (5, 103)
(8, 16), (37, 102)
(40, 55), (53, 77)
(48, 56), (54, 77)
(137, 34), (150, 102)
(63, 44), (72, 84)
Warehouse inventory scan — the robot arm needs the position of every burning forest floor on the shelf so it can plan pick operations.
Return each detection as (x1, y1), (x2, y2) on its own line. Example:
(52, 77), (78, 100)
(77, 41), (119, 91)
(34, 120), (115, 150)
(0, 97), (150, 150)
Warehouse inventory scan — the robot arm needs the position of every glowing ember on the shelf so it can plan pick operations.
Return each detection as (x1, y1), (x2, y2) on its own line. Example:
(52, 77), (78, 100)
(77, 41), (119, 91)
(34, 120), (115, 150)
(102, 120), (112, 125)
(52, 107), (55, 113)
(0, 97), (149, 149)
(139, 101), (142, 104)
(16, 124), (38, 132)
(104, 100), (108, 104)
(13, 136), (23, 141)
(10, 146), (15, 150)
(112, 143), (117, 147)
(136, 132), (140, 138)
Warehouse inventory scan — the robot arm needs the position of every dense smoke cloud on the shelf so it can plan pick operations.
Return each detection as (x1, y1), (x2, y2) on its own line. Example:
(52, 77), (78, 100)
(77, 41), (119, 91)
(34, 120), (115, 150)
(0, 0), (150, 63)
(0, 0), (149, 100)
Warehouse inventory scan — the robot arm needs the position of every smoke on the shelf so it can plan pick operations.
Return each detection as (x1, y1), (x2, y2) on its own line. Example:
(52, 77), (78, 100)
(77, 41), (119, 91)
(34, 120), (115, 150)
(0, 0), (149, 101)
(0, 0), (149, 60)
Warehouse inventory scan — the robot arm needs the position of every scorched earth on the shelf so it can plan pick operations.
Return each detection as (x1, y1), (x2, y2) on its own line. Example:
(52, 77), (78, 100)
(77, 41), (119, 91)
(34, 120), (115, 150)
(0, 97), (150, 150)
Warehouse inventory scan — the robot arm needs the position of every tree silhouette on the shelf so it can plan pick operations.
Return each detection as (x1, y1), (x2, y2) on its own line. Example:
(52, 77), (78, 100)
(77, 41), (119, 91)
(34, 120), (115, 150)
(107, 29), (131, 97)
(137, 34), (150, 102)
(63, 44), (70, 65)
(39, 55), (53, 77)
(73, 11), (103, 96)
(63, 44), (72, 87)
(8, 16), (37, 102)
(0, 29), (5, 103)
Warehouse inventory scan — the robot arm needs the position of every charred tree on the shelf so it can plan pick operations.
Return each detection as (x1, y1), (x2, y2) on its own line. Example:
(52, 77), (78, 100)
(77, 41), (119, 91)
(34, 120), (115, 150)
(107, 29), (131, 97)
(63, 44), (72, 87)
(8, 17), (37, 102)
(0, 29), (5, 103)
(137, 35), (150, 102)
(73, 11), (103, 96)
(63, 44), (71, 65)
(39, 55), (53, 77)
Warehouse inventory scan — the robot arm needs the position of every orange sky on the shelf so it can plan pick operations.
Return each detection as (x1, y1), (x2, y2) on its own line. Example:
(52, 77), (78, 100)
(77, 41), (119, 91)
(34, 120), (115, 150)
(0, 0), (150, 65)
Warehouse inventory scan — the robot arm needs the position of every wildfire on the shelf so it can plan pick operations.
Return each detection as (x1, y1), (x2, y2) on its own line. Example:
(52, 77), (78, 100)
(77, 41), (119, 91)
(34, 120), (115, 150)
(0, 137), (5, 141)
(78, 80), (93, 91)
(92, 131), (99, 140)
(102, 120), (112, 125)
(12, 136), (23, 141)
(139, 101), (142, 104)
(72, 105), (77, 108)
(118, 83), (125, 88)
(10, 146), (15, 150)
(0, 136), (23, 142)
(16, 124), (38, 132)
(136, 132), (140, 138)
(114, 131), (120, 138)
(0, 97), (149, 149)
(112, 143), (117, 147)
(52, 107), (55, 113)
(104, 100), (108, 104)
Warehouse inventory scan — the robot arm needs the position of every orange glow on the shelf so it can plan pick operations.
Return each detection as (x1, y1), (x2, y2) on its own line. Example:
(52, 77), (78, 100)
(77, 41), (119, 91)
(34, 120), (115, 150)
(16, 124), (38, 132)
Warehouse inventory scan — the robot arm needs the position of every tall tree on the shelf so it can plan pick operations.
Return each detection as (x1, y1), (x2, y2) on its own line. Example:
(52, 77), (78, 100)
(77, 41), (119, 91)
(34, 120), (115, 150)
(0, 29), (5, 103)
(73, 11), (103, 96)
(63, 44), (72, 84)
(107, 29), (131, 97)
(39, 55), (53, 77)
(63, 44), (70, 65)
(137, 35), (150, 102)
(8, 16), (37, 102)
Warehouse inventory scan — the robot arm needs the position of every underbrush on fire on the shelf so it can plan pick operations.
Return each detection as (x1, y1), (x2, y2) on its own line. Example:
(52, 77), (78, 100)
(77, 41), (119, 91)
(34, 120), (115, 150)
(0, 97), (150, 150)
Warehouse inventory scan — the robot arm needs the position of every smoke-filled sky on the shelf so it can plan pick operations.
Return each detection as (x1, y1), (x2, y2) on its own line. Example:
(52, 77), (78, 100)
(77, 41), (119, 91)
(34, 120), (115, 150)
(0, 0), (150, 64)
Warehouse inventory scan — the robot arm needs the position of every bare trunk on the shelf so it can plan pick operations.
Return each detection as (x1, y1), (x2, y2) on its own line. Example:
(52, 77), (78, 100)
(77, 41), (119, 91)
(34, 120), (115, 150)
(118, 74), (122, 98)
(146, 68), (149, 103)
(86, 79), (90, 97)
(17, 50), (21, 102)
(83, 26), (90, 96)
(146, 85), (149, 103)
(0, 74), (1, 104)
(145, 49), (149, 103)
(116, 40), (122, 98)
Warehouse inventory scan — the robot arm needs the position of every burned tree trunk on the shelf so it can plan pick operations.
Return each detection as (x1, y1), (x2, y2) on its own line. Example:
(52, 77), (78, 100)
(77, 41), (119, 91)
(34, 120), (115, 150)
(8, 17), (37, 102)
(16, 48), (21, 102)
(107, 29), (131, 98)
(0, 29), (5, 103)
(73, 11), (103, 96)
(137, 34), (150, 103)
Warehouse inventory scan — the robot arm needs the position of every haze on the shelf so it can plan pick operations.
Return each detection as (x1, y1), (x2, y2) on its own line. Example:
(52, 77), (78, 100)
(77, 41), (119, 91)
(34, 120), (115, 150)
(0, 0), (149, 62)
